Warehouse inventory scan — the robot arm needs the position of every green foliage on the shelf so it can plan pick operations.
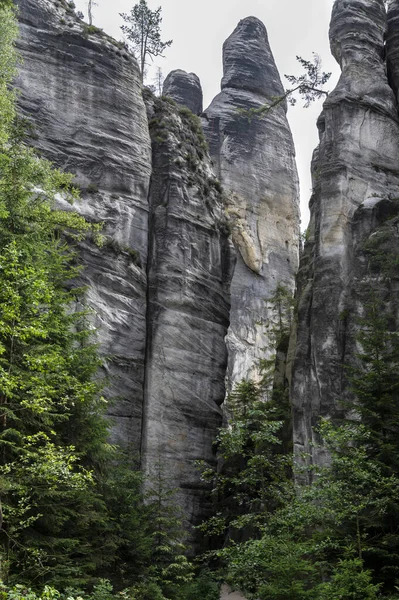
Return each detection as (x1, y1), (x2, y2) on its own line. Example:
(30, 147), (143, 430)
(317, 559), (381, 600)
(83, 25), (103, 37)
(0, 575), (221, 600)
(120, 1), (172, 80)
(0, 581), (61, 599)
(217, 298), (399, 597)
(217, 417), (393, 599)
(199, 380), (292, 545)
(285, 54), (331, 107)
(0, 5), (114, 587)
(220, 534), (316, 600)
(0, 4), (17, 145)
(202, 250), (399, 598)
(143, 462), (193, 597)
(179, 570), (220, 600)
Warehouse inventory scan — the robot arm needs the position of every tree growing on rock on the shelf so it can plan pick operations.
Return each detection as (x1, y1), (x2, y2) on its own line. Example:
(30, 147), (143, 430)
(120, 0), (172, 81)
(242, 53), (331, 121)
(87, 0), (97, 26)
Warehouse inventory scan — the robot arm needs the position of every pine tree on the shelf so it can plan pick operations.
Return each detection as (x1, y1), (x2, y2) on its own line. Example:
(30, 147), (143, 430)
(199, 380), (292, 546)
(120, 1), (172, 80)
(341, 298), (399, 591)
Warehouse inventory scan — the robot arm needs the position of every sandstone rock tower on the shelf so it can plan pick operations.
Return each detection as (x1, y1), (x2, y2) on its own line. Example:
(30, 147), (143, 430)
(291, 0), (399, 470)
(202, 17), (300, 391)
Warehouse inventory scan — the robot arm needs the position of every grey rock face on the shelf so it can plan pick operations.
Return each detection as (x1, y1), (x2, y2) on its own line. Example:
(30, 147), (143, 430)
(16, 0), (152, 450)
(291, 0), (399, 472)
(202, 17), (300, 390)
(142, 94), (233, 530)
(16, 0), (233, 529)
(221, 16), (286, 98)
(162, 70), (203, 115)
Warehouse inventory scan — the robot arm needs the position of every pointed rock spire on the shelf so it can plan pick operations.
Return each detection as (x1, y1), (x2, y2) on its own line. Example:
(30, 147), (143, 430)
(221, 16), (285, 98)
(202, 16), (300, 391)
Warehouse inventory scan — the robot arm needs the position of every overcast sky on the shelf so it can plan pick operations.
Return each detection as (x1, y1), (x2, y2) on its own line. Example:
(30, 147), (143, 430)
(74, 0), (340, 227)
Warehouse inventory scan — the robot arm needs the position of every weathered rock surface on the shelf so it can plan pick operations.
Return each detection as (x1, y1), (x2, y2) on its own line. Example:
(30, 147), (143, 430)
(16, 0), (233, 528)
(202, 17), (300, 390)
(291, 0), (399, 471)
(162, 69), (203, 115)
(16, 0), (152, 450)
(142, 94), (233, 529)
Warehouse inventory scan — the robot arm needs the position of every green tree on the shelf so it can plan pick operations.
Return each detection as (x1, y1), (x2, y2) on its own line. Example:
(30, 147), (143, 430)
(318, 558), (381, 600)
(216, 303), (399, 597)
(204, 272), (399, 598)
(120, 0), (172, 80)
(144, 462), (193, 598)
(216, 418), (393, 599)
(199, 380), (292, 547)
(242, 54), (331, 121)
(0, 3), (112, 587)
(341, 300), (399, 591)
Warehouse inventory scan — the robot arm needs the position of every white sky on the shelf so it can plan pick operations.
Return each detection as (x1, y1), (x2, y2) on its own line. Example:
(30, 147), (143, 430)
(74, 0), (340, 227)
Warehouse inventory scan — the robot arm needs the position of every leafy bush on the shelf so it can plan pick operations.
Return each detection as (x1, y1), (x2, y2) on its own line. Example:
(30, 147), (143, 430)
(180, 571), (220, 600)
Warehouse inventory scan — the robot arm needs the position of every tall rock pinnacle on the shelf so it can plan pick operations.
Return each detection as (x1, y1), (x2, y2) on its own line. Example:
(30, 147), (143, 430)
(291, 0), (399, 472)
(203, 17), (300, 391)
(141, 93), (233, 531)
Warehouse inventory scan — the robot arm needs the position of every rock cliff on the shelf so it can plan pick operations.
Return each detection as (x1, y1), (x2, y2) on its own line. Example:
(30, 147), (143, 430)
(15, 0), (233, 526)
(16, 0), (152, 450)
(202, 17), (300, 391)
(20, 0), (390, 529)
(291, 0), (399, 470)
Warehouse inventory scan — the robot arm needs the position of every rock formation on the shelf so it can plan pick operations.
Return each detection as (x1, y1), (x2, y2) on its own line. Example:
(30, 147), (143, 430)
(162, 69), (203, 115)
(202, 17), (300, 391)
(291, 0), (399, 471)
(142, 94), (233, 526)
(15, 0), (233, 526)
(16, 0), (152, 450)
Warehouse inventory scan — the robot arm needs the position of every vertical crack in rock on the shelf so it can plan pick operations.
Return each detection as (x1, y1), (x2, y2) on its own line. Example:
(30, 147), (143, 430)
(291, 0), (399, 474)
(15, 0), (152, 451)
(141, 93), (234, 534)
(202, 16), (300, 391)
